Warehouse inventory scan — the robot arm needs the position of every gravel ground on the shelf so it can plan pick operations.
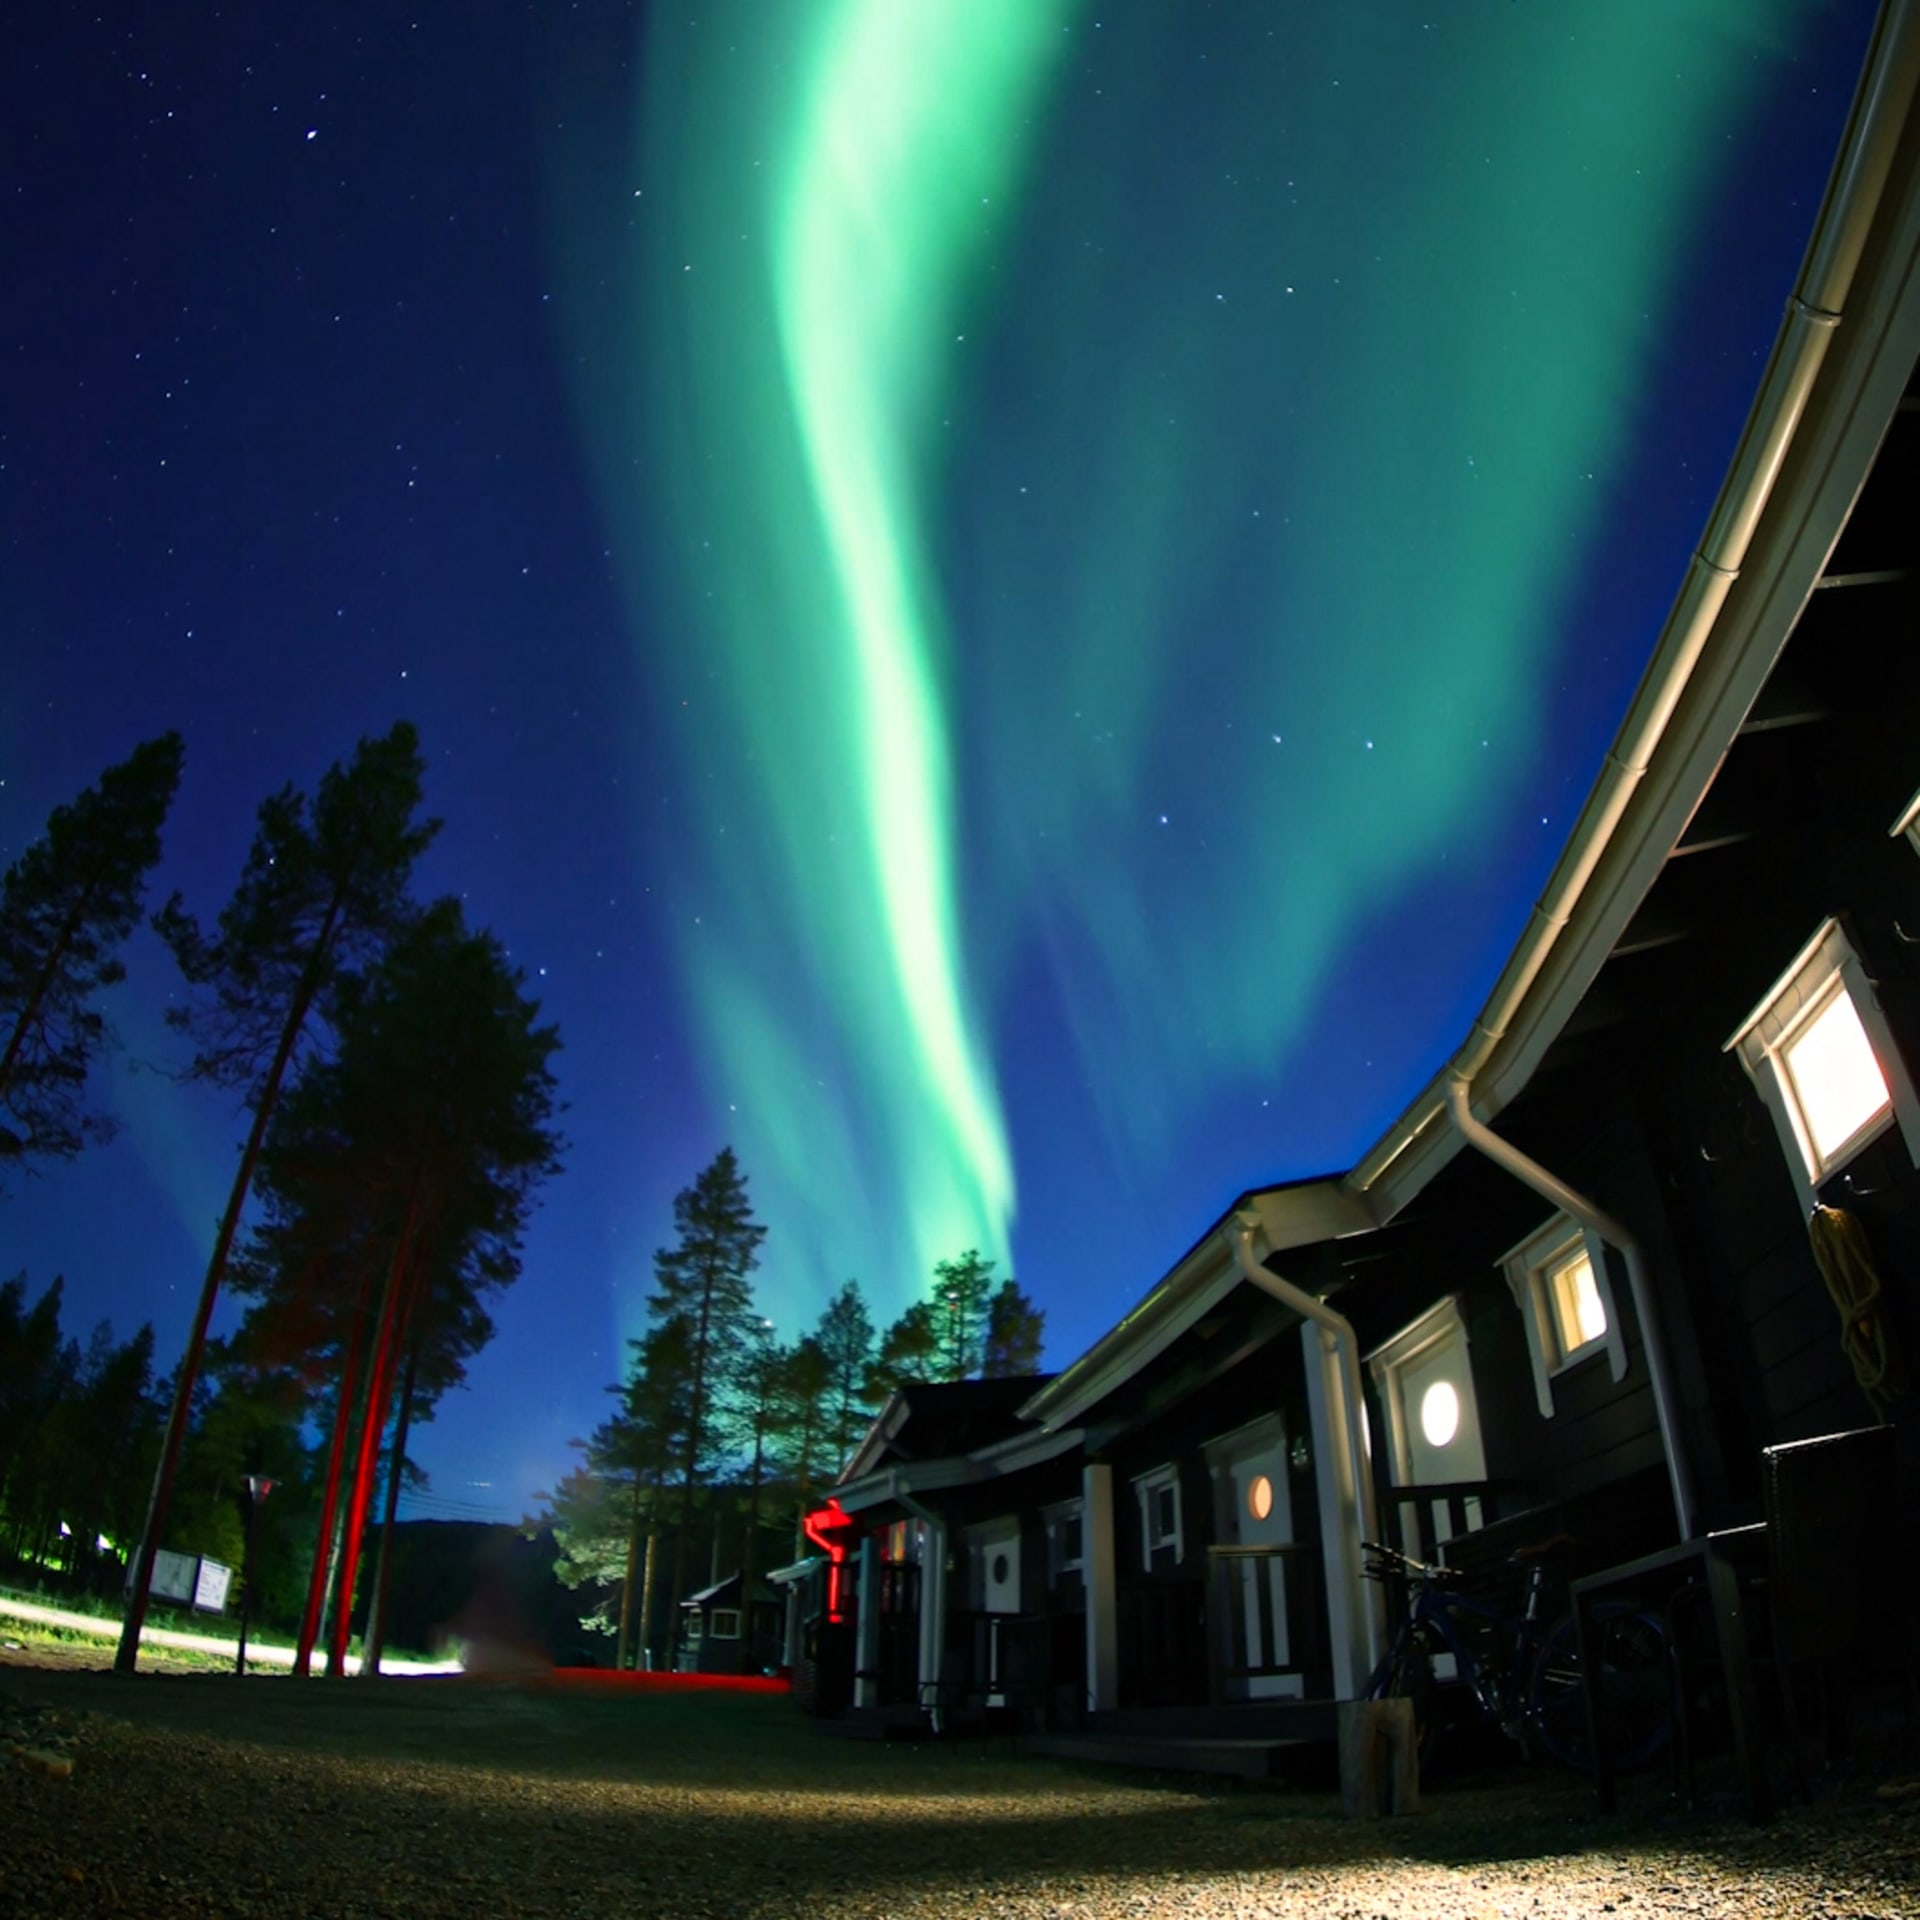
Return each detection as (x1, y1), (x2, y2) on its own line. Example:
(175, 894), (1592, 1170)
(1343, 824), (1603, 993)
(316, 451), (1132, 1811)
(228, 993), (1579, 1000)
(3, 1656), (1918, 1919)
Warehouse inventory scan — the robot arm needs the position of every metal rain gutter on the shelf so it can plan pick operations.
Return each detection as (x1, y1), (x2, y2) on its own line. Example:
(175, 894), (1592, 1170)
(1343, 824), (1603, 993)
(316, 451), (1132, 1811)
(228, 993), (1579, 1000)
(1442, 1078), (1697, 1541)
(1228, 1218), (1386, 1682)
(1351, 0), (1920, 1198)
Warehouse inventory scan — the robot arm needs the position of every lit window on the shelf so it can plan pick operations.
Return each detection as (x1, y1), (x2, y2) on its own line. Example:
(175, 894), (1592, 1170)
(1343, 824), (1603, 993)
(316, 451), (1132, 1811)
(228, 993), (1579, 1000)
(1546, 1245), (1609, 1356)
(709, 1608), (741, 1639)
(1728, 918), (1920, 1210)
(1780, 983), (1889, 1169)
(1501, 1217), (1627, 1418)
(1418, 1381), (1460, 1448)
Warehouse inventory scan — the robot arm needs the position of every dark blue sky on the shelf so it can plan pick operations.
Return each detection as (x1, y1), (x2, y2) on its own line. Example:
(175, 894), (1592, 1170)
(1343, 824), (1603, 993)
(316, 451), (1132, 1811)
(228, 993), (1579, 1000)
(1, 1), (1876, 1524)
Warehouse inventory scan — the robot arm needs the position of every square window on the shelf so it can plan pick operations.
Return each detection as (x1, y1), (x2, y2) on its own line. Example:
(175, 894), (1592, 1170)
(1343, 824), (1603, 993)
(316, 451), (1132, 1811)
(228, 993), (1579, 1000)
(1779, 981), (1890, 1170)
(1545, 1245), (1608, 1357)
(1044, 1500), (1084, 1580)
(1499, 1217), (1628, 1418)
(1728, 918), (1920, 1210)
(1132, 1466), (1183, 1567)
(708, 1608), (741, 1639)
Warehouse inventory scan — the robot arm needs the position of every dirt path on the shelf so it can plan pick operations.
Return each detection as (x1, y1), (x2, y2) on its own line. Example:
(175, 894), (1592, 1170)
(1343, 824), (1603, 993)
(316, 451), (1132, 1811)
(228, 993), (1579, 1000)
(0, 1594), (459, 1675)
(4, 1658), (1916, 1918)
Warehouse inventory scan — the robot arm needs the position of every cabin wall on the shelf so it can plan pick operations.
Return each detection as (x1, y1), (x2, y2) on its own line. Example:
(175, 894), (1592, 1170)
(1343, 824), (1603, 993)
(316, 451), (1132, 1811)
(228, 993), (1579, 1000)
(1613, 553), (1920, 1499)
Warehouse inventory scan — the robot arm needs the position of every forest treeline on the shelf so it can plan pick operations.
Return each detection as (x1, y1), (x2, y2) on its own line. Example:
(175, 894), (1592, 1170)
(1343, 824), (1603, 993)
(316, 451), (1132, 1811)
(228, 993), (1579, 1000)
(533, 1146), (1045, 1669)
(0, 729), (1047, 1673)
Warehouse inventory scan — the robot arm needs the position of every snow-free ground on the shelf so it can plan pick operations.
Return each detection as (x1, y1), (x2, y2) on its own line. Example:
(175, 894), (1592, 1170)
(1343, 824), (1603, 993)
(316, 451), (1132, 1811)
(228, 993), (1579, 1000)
(4, 1657), (1916, 1918)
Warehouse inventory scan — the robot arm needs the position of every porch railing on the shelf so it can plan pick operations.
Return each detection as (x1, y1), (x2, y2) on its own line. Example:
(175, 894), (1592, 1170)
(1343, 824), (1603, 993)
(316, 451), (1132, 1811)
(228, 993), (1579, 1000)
(1205, 1542), (1328, 1701)
(1379, 1478), (1537, 1562)
(1116, 1578), (1209, 1709)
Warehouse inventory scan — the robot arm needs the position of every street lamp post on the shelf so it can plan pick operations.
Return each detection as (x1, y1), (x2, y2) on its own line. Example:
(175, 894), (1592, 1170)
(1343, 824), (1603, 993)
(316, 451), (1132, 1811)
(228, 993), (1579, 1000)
(235, 1475), (276, 1676)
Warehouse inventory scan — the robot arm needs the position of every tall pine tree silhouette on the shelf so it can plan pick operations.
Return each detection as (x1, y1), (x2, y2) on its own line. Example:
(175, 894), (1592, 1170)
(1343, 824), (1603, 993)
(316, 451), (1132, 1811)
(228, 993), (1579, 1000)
(0, 733), (183, 1177)
(117, 723), (436, 1672)
(647, 1148), (765, 1626)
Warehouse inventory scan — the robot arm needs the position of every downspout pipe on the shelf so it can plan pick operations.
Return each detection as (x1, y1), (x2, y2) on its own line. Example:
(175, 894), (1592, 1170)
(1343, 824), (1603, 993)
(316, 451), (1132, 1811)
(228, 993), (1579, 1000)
(1230, 1221), (1387, 1680)
(1443, 1077), (1697, 1542)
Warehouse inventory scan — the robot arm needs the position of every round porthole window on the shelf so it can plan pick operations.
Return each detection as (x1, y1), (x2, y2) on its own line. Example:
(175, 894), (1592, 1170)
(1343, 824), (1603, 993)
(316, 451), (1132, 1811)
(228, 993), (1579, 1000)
(1247, 1474), (1274, 1522)
(991, 1553), (1010, 1585)
(1420, 1380), (1461, 1448)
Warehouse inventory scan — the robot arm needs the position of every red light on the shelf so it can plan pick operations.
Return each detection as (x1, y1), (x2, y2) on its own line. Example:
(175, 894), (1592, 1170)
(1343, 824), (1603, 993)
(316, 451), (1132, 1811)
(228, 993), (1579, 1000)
(801, 1499), (859, 1623)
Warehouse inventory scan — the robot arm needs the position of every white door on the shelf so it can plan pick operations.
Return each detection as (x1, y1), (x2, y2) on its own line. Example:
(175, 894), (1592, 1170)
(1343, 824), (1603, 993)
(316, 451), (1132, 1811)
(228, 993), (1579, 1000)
(1371, 1301), (1489, 1558)
(967, 1518), (1021, 1702)
(1209, 1420), (1302, 1701)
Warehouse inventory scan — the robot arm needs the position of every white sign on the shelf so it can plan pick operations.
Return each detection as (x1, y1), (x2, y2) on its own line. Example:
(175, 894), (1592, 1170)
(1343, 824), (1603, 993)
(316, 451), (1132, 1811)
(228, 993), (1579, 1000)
(193, 1558), (233, 1613)
(150, 1549), (197, 1604)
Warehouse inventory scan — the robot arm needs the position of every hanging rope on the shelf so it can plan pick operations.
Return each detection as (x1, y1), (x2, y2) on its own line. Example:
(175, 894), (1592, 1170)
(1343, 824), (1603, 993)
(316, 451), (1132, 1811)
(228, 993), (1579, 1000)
(1808, 1203), (1906, 1416)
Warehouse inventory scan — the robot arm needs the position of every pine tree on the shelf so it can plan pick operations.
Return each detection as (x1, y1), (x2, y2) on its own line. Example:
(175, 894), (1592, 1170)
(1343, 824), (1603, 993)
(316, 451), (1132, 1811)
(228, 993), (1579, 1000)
(0, 733), (184, 1176)
(982, 1277), (1046, 1377)
(777, 1336), (835, 1535)
(226, 898), (562, 1676)
(647, 1148), (766, 1623)
(863, 1300), (940, 1405)
(931, 1250), (996, 1381)
(117, 724), (438, 1672)
(812, 1280), (874, 1466)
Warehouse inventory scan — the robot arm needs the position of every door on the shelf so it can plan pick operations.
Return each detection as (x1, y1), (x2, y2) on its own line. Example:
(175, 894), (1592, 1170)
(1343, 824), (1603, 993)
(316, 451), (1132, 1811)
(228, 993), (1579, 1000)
(1208, 1418), (1302, 1700)
(967, 1518), (1021, 1702)
(1368, 1297), (1490, 1559)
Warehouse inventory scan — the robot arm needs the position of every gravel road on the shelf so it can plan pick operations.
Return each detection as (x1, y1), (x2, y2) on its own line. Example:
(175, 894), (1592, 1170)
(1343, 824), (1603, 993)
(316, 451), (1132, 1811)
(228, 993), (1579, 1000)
(4, 1657), (1917, 1918)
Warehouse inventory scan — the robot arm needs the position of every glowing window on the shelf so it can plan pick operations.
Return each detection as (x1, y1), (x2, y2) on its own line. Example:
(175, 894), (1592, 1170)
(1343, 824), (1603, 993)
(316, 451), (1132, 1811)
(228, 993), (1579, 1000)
(1546, 1247), (1608, 1357)
(1780, 983), (1890, 1170)
(1418, 1381), (1460, 1448)
(1501, 1216), (1628, 1418)
(1728, 918), (1920, 1210)
(1247, 1474), (1274, 1521)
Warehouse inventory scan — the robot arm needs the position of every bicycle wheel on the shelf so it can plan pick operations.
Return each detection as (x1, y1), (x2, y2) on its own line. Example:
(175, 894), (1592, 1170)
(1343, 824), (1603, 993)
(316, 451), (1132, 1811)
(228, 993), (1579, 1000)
(1530, 1602), (1670, 1772)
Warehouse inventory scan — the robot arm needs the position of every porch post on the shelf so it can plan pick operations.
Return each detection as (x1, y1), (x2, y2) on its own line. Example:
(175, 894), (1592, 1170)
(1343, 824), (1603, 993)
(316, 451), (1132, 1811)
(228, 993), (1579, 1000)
(853, 1534), (882, 1708)
(916, 1519), (947, 1715)
(1302, 1320), (1381, 1700)
(781, 1582), (801, 1669)
(1083, 1461), (1120, 1714)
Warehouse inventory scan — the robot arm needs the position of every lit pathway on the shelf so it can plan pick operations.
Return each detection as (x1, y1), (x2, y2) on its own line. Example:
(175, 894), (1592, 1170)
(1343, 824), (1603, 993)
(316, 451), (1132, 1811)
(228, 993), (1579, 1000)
(0, 1594), (460, 1676)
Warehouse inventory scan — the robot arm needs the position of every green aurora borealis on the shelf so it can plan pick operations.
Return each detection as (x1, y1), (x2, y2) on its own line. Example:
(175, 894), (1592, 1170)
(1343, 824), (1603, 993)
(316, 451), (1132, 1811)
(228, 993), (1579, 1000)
(568, 0), (1851, 1338)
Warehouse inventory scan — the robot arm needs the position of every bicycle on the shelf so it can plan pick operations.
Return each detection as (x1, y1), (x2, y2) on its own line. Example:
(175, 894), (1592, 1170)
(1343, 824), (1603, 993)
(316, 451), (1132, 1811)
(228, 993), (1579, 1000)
(1362, 1538), (1670, 1773)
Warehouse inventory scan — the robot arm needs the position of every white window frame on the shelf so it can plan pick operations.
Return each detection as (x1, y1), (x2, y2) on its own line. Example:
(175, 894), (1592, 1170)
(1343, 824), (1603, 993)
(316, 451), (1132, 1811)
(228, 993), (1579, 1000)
(1132, 1464), (1183, 1569)
(708, 1607), (742, 1640)
(1725, 917), (1920, 1213)
(1892, 787), (1920, 859)
(1499, 1216), (1628, 1418)
(1042, 1498), (1084, 1580)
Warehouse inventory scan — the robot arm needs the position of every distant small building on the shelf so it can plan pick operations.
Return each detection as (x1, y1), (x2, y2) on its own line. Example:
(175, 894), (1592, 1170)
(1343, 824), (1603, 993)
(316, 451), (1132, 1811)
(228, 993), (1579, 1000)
(675, 1570), (783, 1675)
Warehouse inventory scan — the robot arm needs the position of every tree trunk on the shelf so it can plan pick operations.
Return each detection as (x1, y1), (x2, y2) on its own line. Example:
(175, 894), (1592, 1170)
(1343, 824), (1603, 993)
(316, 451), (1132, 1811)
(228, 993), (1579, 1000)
(295, 1258), (378, 1676)
(362, 1340), (420, 1675)
(117, 886), (350, 1673)
(327, 1191), (422, 1678)
(616, 1478), (644, 1671)
(638, 1521), (659, 1671)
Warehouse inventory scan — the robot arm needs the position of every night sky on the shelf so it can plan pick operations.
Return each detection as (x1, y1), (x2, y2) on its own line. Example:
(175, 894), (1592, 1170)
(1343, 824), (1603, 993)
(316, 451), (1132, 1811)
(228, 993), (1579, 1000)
(2, 1), (1876, 1524)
